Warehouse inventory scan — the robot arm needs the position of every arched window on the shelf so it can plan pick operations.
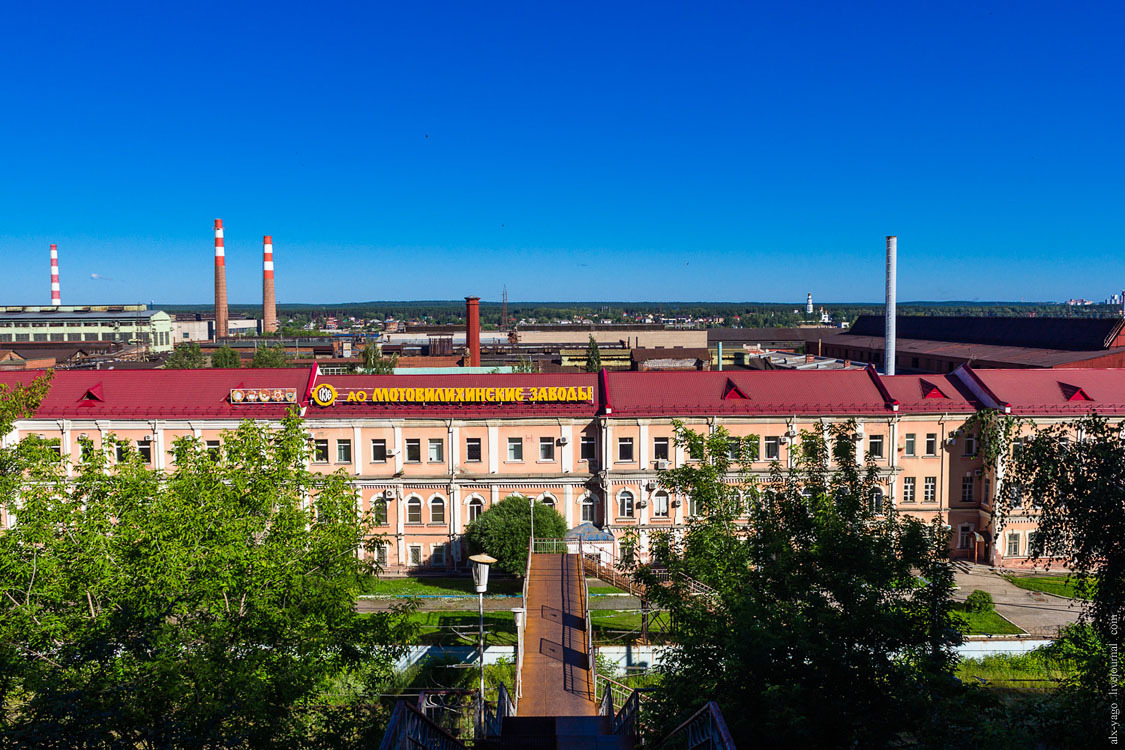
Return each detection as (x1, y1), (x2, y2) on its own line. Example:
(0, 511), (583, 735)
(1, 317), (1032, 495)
(868, 487), (885, 514)
(430, 496), (446, 524)
(687, 494), (699, 517)
(581, 495), (595, 523)
(539, 493), (556, 510)
(652, 490), (669, 518)
(373, 497), (388, 526)
(467, 497), (484, 523)
(406, 496), (423, 524)
(618, 491), (635, 519)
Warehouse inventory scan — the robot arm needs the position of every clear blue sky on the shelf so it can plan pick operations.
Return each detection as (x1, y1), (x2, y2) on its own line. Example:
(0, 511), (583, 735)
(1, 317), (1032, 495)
(2, 1), (1123, 305)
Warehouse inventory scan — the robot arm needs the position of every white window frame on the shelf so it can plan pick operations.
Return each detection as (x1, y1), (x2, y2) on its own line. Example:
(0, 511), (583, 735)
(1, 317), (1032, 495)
(507, 437), (523, 462)
(539, 437), (555, 461)
(428, 438), (444, 463)
(405, 496), (423, 524)
(618, 437), (634, 462)
(902, 476), (916, 503)
(408, 544), (423, 567)
(430, 544), (446, 567)
(371, 439), (387, 463)
(617, 490), (635, 518)
(652, 490), (669, 518)
(467, 496), (484, 523)
(429, 495), (446, 524)
(336, 439), (352, 464)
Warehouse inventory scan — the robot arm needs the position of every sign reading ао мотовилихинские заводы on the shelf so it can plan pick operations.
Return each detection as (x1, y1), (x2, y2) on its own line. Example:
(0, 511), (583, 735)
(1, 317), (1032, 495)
(309, 383), (595, 408)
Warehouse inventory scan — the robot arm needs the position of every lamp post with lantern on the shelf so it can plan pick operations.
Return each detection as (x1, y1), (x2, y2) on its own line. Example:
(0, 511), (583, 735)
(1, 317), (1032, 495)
(469, 553), (497, 730)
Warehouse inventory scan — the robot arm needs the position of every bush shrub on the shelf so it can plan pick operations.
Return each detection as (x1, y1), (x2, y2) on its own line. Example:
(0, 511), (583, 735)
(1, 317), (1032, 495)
(965, 589), (995, 613)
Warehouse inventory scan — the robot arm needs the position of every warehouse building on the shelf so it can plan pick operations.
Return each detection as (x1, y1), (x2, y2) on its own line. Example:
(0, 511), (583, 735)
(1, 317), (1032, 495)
(0, 306), (174, 353)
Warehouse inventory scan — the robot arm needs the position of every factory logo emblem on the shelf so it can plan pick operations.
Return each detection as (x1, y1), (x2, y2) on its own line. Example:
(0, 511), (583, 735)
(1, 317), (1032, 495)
(311, 383), (338, 407)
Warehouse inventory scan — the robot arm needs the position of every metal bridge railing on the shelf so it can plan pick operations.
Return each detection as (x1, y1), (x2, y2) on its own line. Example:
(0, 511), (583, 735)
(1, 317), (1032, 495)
(655, 701), (737, 750)
(379, 699), (467, 750)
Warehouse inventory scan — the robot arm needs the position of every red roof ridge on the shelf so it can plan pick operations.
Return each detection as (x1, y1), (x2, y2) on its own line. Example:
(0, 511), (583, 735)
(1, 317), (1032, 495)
(864, 364), (899, 411)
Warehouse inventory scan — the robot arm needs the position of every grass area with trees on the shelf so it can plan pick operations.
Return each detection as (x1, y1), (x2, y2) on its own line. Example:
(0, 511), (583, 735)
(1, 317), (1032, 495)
(1002, 574), (1092, 600)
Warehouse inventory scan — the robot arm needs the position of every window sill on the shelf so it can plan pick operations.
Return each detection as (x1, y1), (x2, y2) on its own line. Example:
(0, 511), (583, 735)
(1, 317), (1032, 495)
(615, 460), (635, 464)
(503, 460), (524, 464)
(536, 459), (556, 464)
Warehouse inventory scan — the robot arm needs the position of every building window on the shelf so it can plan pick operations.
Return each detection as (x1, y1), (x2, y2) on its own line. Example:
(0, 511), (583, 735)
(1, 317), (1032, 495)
(653, 438), (670, 461)
(114, 442), (127, 462)
(1007, 533), (1020, 557)
(137, 440), (152, 464)
(580, 436), (596, 461)
(405, 439), (421, 463)
(765, 437), (780, 460)
(206, 440), (221, 461)
(961, 476), (974, 503)
(868, 488), (884, 514)
(618, 438), (634, 462)
(468, 497), (484, 522)
(958, 525), (972, 550)
(540, 494), (556, 510)
(465, 438), (482, 462)
(507, 437), (523, 462)
(373, 498), (388, 525)
(904, 433), (916, 456)
(539, 437), (555, 461)
(652, 491), (669, 518)
(688, 495), (699, 517)
(337, 439), (352, 464)
(923, 476), (936, 503)
(406, 497), (422, 524)
(925, 433), (937, 456)
(430, 497), (446, 524)
(374, 544), (388, 566)
(371, 439), (387, 463)
(581, 495), (595, 523)
(408, 545), (423, 566)
(963, 435), (977, 457)
(727, 437), (741, 460)
(428, 439), (444, 463)
(313, 439), (329, 463)
(868, 435), (884, 459)
(431, 544), (446, 567)
(902, 477), (916, 503)
(618, 491), (634, 518)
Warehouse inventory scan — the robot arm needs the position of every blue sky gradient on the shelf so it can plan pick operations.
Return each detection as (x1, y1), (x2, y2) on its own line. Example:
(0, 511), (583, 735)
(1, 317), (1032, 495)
(2, 1), (1122, 305)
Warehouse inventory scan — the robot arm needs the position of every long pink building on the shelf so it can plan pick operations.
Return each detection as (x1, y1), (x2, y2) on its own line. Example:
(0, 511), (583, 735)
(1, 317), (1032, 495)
(2, 365), (1119, 572)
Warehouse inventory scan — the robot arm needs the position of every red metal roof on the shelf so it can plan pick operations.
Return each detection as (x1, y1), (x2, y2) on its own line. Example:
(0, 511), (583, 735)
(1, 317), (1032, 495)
(0, 369), (312, 419)
(967, 368), (1125, 415)
(880, 375), (980, 413)
(603, 370), (891, 416)
(305, 373), (600, 418)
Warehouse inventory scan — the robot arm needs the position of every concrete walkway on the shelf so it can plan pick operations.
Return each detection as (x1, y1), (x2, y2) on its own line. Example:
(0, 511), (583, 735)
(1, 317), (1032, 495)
(953, 563), (1082, 637)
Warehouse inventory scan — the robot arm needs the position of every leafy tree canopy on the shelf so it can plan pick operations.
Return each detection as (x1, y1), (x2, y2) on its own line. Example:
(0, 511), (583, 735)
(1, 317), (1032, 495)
(163, 342), (206, 369)
(0, 390), (413, 747)
(251, 343), (289, 369)
(464, 495), (568, 576)
(210, 344), (242, 368)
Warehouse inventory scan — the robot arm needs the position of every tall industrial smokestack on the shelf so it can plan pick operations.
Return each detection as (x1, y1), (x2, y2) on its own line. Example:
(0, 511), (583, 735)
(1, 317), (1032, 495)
(49, 243), (61, 306)
(263, 235), (277, 333)
(214, 219), (228, 339)
(465, 296), (481, 368)
(885, 235), (897, 376)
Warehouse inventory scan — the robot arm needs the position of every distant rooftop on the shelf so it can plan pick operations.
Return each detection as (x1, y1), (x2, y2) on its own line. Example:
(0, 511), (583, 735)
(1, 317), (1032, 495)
(847, 314), (1125, 351)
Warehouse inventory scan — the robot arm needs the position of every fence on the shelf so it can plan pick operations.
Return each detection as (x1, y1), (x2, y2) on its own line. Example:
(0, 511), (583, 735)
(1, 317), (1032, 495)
(654, 701), (737, 750)
(379, 699), (467, 750)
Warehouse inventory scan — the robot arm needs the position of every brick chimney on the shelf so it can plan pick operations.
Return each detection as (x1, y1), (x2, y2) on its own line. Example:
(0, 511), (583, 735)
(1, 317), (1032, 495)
(49, 243), (61, 306)
(214, 219), (228, 339)
(262, 235), (277, 333)
(465, 296), (480, 367)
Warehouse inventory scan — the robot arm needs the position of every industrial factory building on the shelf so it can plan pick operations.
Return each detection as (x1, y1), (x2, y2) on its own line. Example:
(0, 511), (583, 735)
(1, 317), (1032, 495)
(2, 364), (1116, 574)
(0, 306), (174, 353)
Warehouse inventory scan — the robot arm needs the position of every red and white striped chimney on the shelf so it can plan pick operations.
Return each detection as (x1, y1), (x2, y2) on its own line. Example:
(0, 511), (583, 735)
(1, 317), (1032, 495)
(50, 244), (61, 306)
(214, 219), (228, 339)
(263, 235), (277, 333)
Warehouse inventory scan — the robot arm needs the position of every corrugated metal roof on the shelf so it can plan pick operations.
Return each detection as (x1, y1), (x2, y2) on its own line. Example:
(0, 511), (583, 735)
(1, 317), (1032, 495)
(0, 310), (164, 321)
(969, 368), (1125, 415)
(881, 375), (980, 413)
(847, 315), (1125, 351)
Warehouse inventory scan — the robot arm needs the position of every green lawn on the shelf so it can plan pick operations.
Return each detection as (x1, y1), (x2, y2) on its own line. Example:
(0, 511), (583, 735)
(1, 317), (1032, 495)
(957, 652), (1075, 691)
(1003, 575), (1092, 600)
(395, 608), (669, 645)
(358, 576), (524, 597)
(953, 604), (1024, 635)
(587, 580), (625, 595)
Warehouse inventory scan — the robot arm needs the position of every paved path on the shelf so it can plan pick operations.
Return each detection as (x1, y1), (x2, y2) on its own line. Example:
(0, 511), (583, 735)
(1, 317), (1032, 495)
(953, 563), (1082, 637)
(518, 553), (597, 717)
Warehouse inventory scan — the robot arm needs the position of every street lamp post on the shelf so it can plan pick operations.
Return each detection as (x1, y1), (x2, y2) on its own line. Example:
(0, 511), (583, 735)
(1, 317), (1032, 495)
(529, 495), (535, 549)
(469, 553), (497, 733)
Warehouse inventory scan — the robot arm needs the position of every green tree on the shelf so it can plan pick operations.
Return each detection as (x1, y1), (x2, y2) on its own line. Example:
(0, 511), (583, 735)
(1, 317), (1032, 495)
(511, 355), (537, 373)
(623, 421), (961, 747)
(163, 342), (206, 369)
(464, 495), (567, 576)
(361, 344), (397, 374)
(210, 344), (241, 368)
(0, 398), (414, 747)
(251, 343), (289, 368)
(584, 335), (601, 372)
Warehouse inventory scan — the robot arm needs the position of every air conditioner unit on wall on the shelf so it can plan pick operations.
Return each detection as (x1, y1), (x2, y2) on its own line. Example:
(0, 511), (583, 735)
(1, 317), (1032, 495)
(671, 499), (682, 508)
(655, 459), (669, 470)
(780, 436), (790, 445)
(637, 499), (648, 508)
(557, 437), (569, 445)
(387, 448), (400, 456)
(383, 489), (397, 500)
(646, 481), (658, 490)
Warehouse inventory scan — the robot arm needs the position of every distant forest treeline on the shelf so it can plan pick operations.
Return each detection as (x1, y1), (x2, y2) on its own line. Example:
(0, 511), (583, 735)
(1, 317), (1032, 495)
(158, 301), (1125, 329)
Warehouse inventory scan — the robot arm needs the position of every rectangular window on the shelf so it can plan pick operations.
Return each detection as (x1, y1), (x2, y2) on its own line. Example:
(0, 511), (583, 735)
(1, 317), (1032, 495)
(618, 437), (634, 462)
(313, 439), (329, 463)
(727, 437), (740, 460)
(465, 438), (482, 462)
(337, 439), (352, 463)
(507, 437), (523, 461)
(964, 435), (977, 457)
(539, 437), (555, 461)
(904, 434), (916, 456)
(961, 476), (974, 503)
(405, 439), (421, 463)
(959, 526), (972, 550)
(902, 477), (916, 503)
(375, 545), (388, 566)
(1007, 533), (1020, 557)
(431, 544), (446, 566)
(652, 492), (669, 518)
(925, 433), (938, 456)
(653, 437), (670, 461)
(580, 436), (596, 461)
(868, 435), (884, 459)
(408, 545), (422, 567)
(765, 437), (780, 460)
(373, 499), (388, 525)
(428, 439), (444, 463)
(923, 476), (936, 503)
(206, 440), (221, 461)
(137, 440), (152, 464)
(371, 439), (387, 462)
(115, 443), (127, 463)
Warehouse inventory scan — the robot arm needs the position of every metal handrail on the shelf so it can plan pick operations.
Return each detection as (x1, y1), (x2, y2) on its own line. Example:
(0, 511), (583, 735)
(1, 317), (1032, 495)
(655, 701), (737, 750)
(580, 544), (595, 701)
(379, 699), (467, 750)
(416, 689), (476, 741)
(479, 683), (516, 739)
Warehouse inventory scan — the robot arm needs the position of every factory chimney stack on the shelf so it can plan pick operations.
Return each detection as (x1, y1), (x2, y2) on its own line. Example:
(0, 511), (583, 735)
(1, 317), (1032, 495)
(214, 219), (228, 339)
(50, 244), (61, 306)
(263, 235), (277, 333)
(885, 235), (897, 376)
(465, 296), (481, 368)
